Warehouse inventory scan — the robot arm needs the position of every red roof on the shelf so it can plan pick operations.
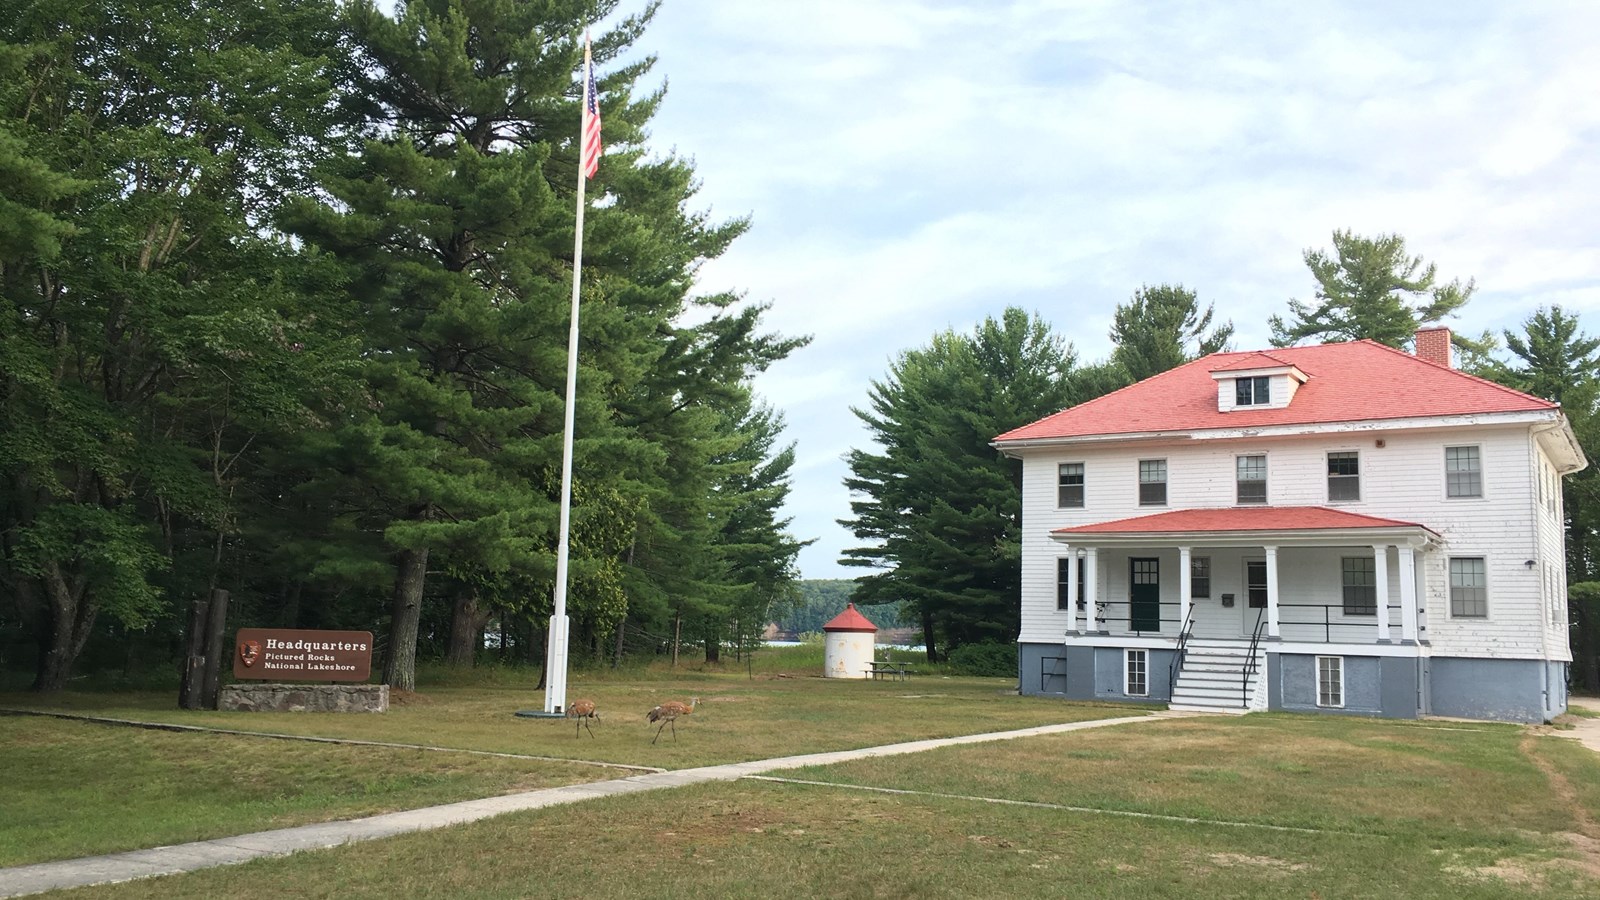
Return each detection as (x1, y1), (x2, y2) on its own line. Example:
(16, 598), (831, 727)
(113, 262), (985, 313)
(822, 602), (879, 633)
(1209, 352), (1297, 373)
(995, 340), (1553, 443)
(1054, 506), (1434, 535)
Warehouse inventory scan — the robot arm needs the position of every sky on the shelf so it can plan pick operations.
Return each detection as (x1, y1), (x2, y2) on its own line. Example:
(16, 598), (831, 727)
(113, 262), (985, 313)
(615, 1), (1600, 580)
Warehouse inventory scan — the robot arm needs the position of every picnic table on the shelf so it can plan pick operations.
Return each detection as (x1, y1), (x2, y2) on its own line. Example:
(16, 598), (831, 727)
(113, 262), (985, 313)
(868, 660), (912, 681)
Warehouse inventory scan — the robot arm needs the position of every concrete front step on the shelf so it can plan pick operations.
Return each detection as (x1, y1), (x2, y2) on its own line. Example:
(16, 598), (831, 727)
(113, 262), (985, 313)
(1168, 703), (1249, 715)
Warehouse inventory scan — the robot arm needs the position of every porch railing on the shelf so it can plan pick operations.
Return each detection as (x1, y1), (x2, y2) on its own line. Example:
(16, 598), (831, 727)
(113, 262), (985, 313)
(1071, 599), (1426, 644)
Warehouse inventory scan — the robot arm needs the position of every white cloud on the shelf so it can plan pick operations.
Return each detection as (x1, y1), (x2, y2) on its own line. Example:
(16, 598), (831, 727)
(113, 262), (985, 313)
(633, 0), (1600, 577)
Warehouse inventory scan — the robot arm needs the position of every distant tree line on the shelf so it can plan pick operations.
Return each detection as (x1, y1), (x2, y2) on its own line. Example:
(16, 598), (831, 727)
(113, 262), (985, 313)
(844, 230), (1600, 688)
(0, 0), (809, 692)
(771, 579), (915, 636)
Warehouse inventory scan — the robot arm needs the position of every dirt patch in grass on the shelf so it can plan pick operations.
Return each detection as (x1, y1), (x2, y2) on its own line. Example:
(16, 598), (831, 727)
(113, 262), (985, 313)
(1206, 852), (1311, 873)
(1518, 732), (1600, 877)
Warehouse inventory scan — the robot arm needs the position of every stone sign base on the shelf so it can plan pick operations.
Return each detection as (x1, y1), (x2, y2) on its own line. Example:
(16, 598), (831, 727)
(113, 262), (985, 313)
(220, 683), (388, 713)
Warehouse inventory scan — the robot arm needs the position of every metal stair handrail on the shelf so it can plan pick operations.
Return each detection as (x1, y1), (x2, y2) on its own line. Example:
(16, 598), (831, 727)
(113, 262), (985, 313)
(1167, 605), (1195, 697)
(1242, 609), (1266, 708)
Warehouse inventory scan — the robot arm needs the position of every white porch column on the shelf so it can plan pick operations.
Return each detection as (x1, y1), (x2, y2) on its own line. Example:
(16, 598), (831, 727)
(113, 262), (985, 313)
(1086, 548), (1101, 632)
(1398, 545), (1419, 643)
(1265, 545), (1281, 639)
(1065, 551), (1079, 635)
(1372, 544), (1391, 642)
(1178, 545), (1192, 634)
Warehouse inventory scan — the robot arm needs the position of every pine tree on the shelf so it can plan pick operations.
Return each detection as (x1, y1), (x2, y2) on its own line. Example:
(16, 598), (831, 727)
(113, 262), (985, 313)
(1269, 230), (1476, 349)
(842, 309), (1076, 659)
(1109, 284), (1234, 382)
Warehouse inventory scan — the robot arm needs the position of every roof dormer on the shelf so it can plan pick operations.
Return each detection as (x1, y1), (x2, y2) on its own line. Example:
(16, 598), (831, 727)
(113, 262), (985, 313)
(1209, 353), (1308, 412)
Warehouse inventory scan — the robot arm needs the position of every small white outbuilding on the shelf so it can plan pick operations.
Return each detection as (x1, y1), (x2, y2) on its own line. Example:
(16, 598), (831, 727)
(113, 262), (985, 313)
(822, 602), (878, 679)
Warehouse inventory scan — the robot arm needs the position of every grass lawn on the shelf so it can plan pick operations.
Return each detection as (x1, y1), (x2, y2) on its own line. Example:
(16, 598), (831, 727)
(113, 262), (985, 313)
(0, 667), (1136, 768)
(0, 715), (618, 868)
(54, 715), (1600, 899)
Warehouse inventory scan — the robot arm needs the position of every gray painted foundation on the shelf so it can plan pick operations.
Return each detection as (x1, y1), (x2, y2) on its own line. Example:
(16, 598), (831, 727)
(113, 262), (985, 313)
(1019, 643), (1171, 703)
(1021, 641), (1562, 724)
(1429, 657), (1564, 724)
(1269, 653), (1420, 719)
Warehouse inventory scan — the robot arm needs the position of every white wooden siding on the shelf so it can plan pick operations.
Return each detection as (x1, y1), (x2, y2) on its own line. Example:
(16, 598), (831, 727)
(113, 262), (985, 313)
(1016, 424), (1561, 660)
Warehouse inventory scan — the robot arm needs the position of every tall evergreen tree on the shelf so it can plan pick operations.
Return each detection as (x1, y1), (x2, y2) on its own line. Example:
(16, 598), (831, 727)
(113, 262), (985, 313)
(283, 0), (805, 688)
(1269, 229), (1476, 349)
(0, 0), (357, 691)
(841, 308), (1076, 659)
(1109, 283), (1233, 382)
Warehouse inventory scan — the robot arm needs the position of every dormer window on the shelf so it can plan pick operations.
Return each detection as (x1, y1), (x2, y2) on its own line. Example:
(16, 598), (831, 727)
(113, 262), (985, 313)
(1235, 376), (1271, 406)
(1209, 354), (1307, 413)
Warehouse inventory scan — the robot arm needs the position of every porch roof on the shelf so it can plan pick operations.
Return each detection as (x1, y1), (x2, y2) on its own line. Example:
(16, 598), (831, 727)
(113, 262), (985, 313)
(1051, 506), (1440, 548)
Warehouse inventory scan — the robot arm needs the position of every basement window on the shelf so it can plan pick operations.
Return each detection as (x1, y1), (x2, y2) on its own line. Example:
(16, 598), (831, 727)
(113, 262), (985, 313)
(1126, 649), (1148, 697)
(1317, 656), (1344, 708)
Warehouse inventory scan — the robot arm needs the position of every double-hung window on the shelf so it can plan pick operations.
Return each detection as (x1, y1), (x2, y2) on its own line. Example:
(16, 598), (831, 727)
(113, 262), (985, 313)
(1139, 459), (1167, 506)
(1450, 557), (1488, 618)
(1058, 463), (1084, 508)
(1190, 556), (1211, 599)
(1341, 557), (1376, 616)
(1236, 455), (1267, 504)
(1446, 446), (1482, 498)
(1327, 451), (1360, 502)
(1235, 375), (1270, 406)
(1056, 557), (1087, 611)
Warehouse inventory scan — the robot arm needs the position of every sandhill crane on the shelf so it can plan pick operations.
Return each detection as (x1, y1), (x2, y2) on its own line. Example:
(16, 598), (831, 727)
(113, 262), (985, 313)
(646, 697), (699, 744)
(566, 698), (600, 738)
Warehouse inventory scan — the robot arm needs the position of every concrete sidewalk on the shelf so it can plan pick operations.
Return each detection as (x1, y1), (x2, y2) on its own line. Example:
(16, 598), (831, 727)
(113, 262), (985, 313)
(0, 711), (1193, 898)
(1556, 696), (1600, 754)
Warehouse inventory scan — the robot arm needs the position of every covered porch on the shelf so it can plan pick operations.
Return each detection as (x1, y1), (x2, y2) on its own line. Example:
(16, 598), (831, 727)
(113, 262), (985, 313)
(1053, 507), (1441, 647)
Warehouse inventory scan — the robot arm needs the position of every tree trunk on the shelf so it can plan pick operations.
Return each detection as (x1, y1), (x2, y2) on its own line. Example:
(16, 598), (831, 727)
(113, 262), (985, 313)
(920, 605), (939, 664)
(445, 588), (487, 668)
(281, 580), (304, 629)
(671, 610), (681, 668)
(612, 614), (626, 669)
(199, 589), (230, 708)
(32, 563), (96, 693)
(179, 596), (210, 709)
(382, 546), (429, 691)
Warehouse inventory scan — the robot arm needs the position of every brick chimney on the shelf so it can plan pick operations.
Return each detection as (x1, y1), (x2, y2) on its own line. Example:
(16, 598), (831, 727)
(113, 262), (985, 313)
(1414, 326), (1452, 369)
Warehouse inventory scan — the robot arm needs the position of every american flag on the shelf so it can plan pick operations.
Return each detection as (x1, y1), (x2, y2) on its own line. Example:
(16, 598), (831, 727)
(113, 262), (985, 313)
(581, 37), (602, 179)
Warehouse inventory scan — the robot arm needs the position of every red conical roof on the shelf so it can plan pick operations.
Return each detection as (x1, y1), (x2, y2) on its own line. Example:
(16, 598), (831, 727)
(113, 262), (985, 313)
(822, 602), (878, 633)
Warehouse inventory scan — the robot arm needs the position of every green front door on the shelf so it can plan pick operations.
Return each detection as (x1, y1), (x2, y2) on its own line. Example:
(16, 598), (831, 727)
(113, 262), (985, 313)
(1130, 558), (1161, 632)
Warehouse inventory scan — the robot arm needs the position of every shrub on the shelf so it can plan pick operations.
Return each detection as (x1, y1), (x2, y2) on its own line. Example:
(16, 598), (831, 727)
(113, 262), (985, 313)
(947, 641), (1018, 678)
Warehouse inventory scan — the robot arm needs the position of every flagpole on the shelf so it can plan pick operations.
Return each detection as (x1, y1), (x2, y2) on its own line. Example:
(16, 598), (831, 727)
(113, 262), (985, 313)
(545, 36), (595, 715)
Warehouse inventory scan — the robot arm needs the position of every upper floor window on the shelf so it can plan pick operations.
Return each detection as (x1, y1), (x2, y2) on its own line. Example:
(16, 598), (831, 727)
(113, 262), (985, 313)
(1341, 557), (1376, 616)
(1327, 451), (1360, 502)
(1190, 556), (1211, 599)
(1138, 459), (1167, 506)
(1236, 455), (1267, 505)
(1235, 376), (1270, 406)
(1445, 446), (1482, 498)
(1058, 463), (1084, 508)
(1449, 557), (1487, 618)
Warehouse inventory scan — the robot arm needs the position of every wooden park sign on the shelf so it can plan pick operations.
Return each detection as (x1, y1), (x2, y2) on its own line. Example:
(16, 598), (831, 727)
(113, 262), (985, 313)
(233, 628), (373, 682)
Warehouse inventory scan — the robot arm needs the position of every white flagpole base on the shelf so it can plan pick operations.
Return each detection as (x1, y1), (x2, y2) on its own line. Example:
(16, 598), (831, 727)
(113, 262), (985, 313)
(543, 614), (570, 714)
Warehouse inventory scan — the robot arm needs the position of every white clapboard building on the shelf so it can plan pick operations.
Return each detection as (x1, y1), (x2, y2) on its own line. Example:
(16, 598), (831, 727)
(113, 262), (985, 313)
(994, 328), (1585, 723)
